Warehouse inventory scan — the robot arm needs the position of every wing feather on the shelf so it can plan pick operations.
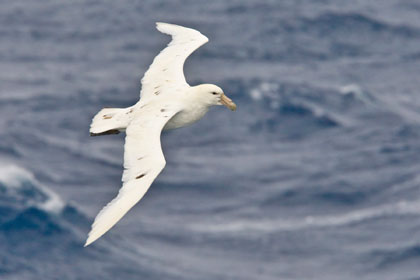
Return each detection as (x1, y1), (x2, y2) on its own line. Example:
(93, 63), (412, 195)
(85, 104), (181, 246)
(139, 22), (209, 101)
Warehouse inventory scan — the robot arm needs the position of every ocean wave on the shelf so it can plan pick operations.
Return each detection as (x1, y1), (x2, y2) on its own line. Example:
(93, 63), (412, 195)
(0, 164), (64, 214)
(203, 10), (420, 63)
(251, 82), (339, 125)
(2, 1), (420, 278)
(190, 200), (420, 234)
(303, 12), (420, 39)
(246, 81), (377, 132)
(0, 163), (94, 250)
(369, 243), (420, 269)
(0, 163), (143, 278)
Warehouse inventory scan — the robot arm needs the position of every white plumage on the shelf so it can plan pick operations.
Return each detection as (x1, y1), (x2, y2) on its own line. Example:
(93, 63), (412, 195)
(85, 22), (236, 247)
(140, 23), (209, 102)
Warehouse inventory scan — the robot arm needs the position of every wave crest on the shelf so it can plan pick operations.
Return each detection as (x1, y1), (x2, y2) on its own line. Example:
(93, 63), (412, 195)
(0, 164), (65, 214)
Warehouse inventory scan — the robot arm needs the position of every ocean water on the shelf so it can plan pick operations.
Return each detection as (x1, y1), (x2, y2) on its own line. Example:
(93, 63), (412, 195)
(1, 0), (420, 279)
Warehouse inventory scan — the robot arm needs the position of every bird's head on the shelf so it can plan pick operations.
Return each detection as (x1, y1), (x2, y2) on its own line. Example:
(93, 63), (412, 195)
(193, 84), (237, 111)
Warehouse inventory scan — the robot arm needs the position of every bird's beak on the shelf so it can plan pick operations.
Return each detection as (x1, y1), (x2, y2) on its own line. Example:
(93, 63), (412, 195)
(220, 93), (237, 111)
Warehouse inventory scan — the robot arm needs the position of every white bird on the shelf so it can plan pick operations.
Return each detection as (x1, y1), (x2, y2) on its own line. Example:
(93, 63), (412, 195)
(85, 22), (236, 246)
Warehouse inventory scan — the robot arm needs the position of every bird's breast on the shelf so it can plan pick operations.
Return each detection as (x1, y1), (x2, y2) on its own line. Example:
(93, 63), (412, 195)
(164, 106), (209, 130)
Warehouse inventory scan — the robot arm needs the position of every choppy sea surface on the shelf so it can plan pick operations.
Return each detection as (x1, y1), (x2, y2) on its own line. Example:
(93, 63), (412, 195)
(2, 0), (420, 279)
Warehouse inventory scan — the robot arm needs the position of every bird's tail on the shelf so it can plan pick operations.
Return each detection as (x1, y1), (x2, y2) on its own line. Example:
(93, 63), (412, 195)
(90, 107), (132, 136)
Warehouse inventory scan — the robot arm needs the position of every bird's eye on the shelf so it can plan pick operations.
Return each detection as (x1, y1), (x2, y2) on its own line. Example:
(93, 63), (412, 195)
(212, 92), (218, 95)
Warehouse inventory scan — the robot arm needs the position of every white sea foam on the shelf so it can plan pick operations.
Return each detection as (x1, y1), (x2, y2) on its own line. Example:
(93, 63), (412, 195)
(339, 84), (363, 97)
(191, 200), (420, 234)
(0, 164), (34, 188)
(249, 88), (263, 101)
(249, 82), (279, 102)
(338, 83), (374, 104)
(0, 163), (65, 214)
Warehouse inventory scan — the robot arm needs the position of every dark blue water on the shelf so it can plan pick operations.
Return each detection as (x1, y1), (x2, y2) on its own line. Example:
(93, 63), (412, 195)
(2, 0), (420, 279)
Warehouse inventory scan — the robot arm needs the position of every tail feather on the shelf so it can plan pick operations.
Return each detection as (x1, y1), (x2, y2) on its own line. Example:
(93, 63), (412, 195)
(90, 129), (120, 137)
(90, 107), (132, 136)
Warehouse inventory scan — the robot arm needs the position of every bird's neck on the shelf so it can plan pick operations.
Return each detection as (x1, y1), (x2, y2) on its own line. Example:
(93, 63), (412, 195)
(186, 86), (212, 108)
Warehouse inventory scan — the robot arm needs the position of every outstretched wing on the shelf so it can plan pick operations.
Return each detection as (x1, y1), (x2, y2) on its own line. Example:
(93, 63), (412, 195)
(85, 103), (181, 246)
(140, 22), (209, 101)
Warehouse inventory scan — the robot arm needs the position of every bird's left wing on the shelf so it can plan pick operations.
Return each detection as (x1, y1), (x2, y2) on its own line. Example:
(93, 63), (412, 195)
(139, 22), (209, 102)
(85, 103), (181, 246)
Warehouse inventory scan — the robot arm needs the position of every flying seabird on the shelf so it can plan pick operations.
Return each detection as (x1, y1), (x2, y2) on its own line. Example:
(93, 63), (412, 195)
(85, 22), (236, 246)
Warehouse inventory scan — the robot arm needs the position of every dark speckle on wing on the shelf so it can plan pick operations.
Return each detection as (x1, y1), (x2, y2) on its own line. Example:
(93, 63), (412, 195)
(135, 173), (146, 179)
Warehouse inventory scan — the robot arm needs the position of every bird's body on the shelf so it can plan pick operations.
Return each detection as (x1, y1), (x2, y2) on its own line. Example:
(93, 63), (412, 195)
(85, 23), (236, 246)
(163, 103), (209, 130)
(136, 86), (211, 131)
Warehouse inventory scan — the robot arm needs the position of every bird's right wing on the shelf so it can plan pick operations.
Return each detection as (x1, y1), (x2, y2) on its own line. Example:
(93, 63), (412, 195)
(139, 22), (209, 102)
(85, 103), (181, 246)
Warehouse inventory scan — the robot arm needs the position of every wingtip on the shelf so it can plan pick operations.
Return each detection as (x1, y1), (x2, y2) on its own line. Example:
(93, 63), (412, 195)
(155, 22), (169, 29)
(84, 235), (95, 247)
(155, 22), (176, 33)
(156, 21), (174, 26)
(155, 22), (208, 41)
